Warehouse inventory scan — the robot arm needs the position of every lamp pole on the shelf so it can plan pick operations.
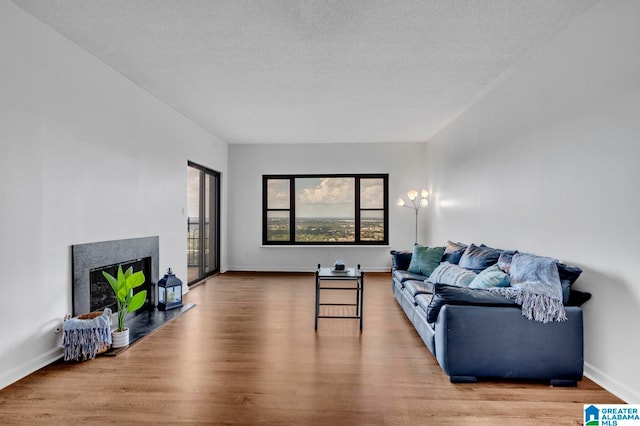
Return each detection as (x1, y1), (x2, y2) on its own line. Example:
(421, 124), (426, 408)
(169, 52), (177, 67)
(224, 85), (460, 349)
(397, 189), (429, 245)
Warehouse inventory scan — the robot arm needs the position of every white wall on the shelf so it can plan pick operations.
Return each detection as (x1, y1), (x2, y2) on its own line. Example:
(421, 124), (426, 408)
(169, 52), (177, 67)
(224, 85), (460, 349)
(0, 2), (227, 389)
(425, 0), (640, 402)
(227, 142), (427, 271)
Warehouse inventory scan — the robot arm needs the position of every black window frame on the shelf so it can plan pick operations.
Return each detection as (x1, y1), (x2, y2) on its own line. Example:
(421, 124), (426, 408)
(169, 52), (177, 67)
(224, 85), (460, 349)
(262, 174), (389, 246)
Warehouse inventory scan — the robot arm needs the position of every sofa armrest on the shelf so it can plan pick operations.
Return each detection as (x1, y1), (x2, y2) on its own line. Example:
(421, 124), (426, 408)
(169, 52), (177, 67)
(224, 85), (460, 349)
(434, 304), (583, 382)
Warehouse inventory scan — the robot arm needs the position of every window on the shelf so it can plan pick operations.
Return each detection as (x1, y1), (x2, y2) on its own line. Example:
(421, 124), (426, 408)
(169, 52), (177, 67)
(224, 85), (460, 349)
(263, 174), (388, 245)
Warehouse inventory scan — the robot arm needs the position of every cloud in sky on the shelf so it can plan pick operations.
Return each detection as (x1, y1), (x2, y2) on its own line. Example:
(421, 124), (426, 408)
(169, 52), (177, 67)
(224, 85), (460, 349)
(296, 177), (354, 204)
(267, 177), (384, 218)
(360, 179), (384, 208)
(267, 179), (290, 209)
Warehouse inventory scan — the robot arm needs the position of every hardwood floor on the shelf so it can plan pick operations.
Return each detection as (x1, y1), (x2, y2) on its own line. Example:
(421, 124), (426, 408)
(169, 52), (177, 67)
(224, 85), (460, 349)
(0, 272), (622, 425)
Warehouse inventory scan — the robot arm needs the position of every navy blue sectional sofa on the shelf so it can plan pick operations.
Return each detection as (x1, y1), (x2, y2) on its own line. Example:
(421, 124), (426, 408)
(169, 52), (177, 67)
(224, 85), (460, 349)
(391, 243), (587, 386)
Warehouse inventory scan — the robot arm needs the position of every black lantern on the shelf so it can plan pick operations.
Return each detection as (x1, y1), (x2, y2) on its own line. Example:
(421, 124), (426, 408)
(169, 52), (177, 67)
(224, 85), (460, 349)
(157, 268), (183, 311)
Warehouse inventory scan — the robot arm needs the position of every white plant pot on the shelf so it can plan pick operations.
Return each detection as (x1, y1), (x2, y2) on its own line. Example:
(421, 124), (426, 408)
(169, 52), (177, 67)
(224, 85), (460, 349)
(112, 328), (130, 348)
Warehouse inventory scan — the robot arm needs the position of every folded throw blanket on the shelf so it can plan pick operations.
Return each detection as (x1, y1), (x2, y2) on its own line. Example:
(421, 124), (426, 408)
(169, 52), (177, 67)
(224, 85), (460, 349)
(62, 308), (112, 361)
(490, 253), (567, 323)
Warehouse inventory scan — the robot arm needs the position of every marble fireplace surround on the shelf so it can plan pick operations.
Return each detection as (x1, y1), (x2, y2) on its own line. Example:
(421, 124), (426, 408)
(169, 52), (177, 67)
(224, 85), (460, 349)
(71, 236), (160, 317)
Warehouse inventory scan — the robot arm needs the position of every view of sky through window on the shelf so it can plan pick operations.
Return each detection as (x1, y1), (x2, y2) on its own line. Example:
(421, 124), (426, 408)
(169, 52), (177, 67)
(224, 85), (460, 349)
(295, 177), (355, 218)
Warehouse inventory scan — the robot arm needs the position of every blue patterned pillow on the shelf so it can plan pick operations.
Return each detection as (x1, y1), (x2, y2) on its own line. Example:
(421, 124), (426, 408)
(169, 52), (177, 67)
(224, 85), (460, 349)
(428, 262), (477, 287)
(407, 245), (445, 277)
(557, 262), (583, 304)
(458, 243), (502, 273)
(441, 241), (467, 265)
(469, 264), (510, 289)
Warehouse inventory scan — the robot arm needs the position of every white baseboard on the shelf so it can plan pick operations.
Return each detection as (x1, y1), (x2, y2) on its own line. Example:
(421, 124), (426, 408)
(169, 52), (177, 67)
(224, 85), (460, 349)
(584, 362), (640, 403)
(0, 347), (63, 391)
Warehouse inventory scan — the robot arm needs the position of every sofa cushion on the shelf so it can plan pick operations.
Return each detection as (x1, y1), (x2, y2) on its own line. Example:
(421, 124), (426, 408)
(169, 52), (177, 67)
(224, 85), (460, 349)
(403, 280), (434, 297)
(441, 241), (467, 265)
(393, 269), (427, 284)
(557, 262), (583, 304)
(390, 250), (412, 271)
(415, 293), (433, 317)
(426, 284), (517, 323)
(458, 243), (502, 273)
(408, 245), (445, 277)
(428, 262), (477, 287)
(468, 264), (510, 289)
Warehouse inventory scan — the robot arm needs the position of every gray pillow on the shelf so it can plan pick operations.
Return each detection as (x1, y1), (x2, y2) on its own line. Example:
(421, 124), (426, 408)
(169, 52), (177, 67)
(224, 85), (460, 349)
(458, 243), (502, 273)
(497, 250), (518, 274)
(428, 262), (477, 287)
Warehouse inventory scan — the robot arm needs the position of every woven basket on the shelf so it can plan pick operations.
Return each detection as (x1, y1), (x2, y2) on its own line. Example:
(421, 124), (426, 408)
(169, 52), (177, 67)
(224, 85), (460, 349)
(75, 310), (111, 354)
(77, 311), (104, 320)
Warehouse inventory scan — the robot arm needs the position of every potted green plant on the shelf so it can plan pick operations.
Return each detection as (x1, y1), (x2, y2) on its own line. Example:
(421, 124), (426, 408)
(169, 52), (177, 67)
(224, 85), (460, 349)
(102, 265), (147, 348)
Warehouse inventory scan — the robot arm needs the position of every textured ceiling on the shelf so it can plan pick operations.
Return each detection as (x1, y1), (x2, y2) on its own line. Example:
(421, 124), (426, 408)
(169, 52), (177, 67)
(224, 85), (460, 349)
(12, 0), (598, 144)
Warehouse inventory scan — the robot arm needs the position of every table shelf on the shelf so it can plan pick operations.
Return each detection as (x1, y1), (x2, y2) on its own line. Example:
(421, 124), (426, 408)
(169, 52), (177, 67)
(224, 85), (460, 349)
(315, 264), (364, 330)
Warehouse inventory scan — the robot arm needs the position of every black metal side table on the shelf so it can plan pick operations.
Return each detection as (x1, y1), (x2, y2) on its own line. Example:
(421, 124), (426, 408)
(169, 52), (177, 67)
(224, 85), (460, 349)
(315, 264), (364, 330)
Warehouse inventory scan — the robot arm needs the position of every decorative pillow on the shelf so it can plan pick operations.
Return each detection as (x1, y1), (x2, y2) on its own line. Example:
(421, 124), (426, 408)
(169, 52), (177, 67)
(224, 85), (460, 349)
(557, 263), (583, 304)
(497, 250), (518, 274)
(469, 264), (510, 289)
(428, 262), (477, 287)
(441, 241), (467, 265)
(567, 289), (592, 306)
(426, 284), (517, 323)
(407, 245), (445, 277)
(390, 250), (412, 271)
(458, 243), (502, 273)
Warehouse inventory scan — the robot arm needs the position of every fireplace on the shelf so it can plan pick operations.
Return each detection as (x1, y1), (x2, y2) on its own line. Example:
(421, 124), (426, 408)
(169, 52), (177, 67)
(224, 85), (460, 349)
(89, 257), (152, 313)
(72, 236), (159, 316)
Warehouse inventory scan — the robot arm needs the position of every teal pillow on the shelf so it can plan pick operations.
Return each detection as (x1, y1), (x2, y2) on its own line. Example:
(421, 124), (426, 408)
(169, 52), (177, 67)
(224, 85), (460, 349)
(469, 264), (510, 289)
(408, 245), (445, 277)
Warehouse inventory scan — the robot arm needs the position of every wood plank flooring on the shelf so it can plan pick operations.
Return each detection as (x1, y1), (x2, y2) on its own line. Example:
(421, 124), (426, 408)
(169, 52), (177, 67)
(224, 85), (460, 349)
(0, 272), (623, 424)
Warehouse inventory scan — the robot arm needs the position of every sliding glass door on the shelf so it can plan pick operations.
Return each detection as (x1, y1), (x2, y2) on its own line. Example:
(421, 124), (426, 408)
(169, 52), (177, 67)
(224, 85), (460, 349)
(187, 162), (220, 285)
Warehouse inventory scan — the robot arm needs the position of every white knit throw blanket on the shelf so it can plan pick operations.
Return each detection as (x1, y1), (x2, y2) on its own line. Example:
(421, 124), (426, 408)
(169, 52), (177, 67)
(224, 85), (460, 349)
(490, 253), (567, 323)
(62, 309), (112, 361)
